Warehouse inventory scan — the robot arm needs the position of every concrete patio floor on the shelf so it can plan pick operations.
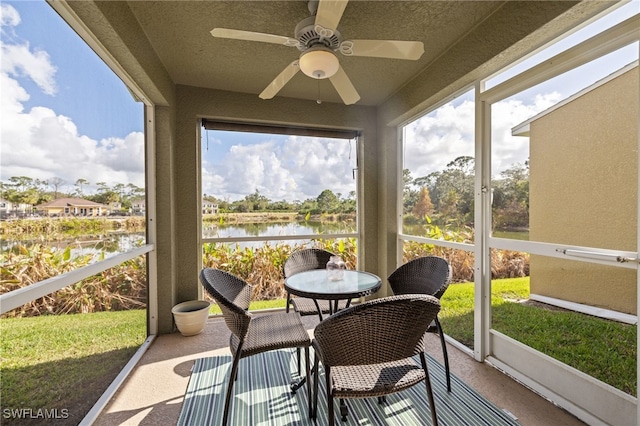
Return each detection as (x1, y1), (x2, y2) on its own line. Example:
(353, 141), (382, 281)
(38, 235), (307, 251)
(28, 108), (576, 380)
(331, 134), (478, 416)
(93, 314), (586, 425)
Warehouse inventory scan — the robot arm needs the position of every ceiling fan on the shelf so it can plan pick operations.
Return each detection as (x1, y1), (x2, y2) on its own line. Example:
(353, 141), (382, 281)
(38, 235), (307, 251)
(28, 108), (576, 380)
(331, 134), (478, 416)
(210, 0), (424, 105)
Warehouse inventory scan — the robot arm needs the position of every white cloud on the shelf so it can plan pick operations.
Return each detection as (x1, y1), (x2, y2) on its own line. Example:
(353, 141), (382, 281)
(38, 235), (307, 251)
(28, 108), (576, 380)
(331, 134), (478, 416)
(1, 4), (57, 97)
(204, 89), (559, 203)
(0, 5), (145, 194)
(1, 42), (57, 95)
(201, 134), (357, 202)
(404, 91), (562, 180)
(491, 92), (561, 174)
(0, 4), (20, 29)
(404, 99), (475, 179)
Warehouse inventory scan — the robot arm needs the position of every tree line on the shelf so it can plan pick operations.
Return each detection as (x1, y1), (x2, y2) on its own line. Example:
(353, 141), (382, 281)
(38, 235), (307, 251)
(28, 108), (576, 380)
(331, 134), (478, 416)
(2, 155), (529, 227)
(1, 176), (144, 210)
(1, 176), (356, 216)
(203, 189), (357, 215)
(403, 156), (529, 230)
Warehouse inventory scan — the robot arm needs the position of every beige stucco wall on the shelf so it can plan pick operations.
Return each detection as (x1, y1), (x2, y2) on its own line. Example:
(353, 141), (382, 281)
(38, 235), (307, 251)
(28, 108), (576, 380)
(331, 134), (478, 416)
(529, 66), (638, 314)
(41, 207), (65, 216)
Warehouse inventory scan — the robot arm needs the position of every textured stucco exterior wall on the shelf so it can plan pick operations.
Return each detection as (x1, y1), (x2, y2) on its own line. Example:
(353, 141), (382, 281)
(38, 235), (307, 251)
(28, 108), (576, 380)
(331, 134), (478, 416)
(529, 66), (638, 314)
(152, 106), (178, 333)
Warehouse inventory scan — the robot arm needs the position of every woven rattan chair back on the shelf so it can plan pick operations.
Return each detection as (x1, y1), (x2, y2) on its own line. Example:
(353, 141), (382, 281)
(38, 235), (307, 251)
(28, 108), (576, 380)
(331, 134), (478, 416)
(387, 256), (453, 393)
(313, 294), (440, 365)
(387, 256), (451, 299)
(312, 294), (441, 426)
(199, 268), (313, 425)
(200, 267), (252, 339)
(284, 248), (335, 277)
(283, 248), (340, 320)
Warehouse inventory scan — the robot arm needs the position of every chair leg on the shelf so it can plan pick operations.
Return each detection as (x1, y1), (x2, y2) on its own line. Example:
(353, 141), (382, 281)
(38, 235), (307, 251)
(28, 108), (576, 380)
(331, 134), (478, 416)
(313, 352), (319, 420)
(304, 346), (312, 419)
(420, 352), (438, 426)
(223, 353), (242, 426)
(287, 293), (304, 374)
(325, 367), (335, 426)
(435, 317), (451, 392)
(339, 399), (348, 421)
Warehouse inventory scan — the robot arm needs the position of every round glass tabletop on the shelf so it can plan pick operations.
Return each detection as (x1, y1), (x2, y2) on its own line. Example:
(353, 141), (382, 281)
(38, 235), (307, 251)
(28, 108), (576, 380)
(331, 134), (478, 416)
(284, 269), (381, 300)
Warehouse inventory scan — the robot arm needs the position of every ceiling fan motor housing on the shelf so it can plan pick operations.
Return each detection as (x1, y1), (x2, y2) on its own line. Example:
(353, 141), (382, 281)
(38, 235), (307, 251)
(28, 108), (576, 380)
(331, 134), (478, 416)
(294, 16), (342, 51)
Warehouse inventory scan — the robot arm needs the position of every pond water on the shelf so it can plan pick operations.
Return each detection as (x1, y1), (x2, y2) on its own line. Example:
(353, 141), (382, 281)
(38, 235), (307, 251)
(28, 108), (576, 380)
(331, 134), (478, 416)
(4, 221), (358, 261)
(203, 220), (356, 239)
(2, 231), (147, 262)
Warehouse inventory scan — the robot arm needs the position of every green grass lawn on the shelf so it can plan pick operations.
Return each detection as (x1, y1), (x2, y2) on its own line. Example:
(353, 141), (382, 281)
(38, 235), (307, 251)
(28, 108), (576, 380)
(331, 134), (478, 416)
(440, 277), (637, 396)
(1, 310), (146, 426)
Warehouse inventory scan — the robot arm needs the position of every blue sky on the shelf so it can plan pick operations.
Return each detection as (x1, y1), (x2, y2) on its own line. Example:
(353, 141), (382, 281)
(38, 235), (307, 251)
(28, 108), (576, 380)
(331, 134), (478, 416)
(1, 1), (637, 200)
(4, 1), (143, 141)
(1, 0), (145, 193)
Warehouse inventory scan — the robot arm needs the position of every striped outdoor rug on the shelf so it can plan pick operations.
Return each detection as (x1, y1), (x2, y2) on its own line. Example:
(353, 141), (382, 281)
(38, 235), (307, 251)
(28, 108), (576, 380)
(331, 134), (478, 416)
(178, 350), (519, 425)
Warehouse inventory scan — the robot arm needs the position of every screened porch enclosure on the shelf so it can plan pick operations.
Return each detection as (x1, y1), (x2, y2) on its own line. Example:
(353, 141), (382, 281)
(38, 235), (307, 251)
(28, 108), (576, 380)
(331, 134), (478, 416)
(37, 1), (640, 425)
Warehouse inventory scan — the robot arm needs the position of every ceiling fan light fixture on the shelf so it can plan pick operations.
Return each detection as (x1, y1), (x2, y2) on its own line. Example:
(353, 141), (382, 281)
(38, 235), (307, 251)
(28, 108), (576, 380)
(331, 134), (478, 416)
(299, 46), (339, 79)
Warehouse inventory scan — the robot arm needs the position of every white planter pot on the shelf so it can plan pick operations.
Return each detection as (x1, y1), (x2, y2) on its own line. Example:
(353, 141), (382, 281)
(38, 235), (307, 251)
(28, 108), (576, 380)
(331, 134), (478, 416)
(171, 300), (211, 336)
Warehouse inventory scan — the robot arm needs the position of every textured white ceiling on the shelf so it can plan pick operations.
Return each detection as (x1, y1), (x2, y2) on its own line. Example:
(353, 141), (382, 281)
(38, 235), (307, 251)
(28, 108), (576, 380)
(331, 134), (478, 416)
(127, 1), (506, 105)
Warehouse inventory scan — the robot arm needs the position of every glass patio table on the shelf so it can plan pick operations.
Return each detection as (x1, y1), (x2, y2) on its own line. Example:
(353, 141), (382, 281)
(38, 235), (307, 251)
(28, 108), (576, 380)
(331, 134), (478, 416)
(284, 269), (382, 393)
(284, 269), (382, 316)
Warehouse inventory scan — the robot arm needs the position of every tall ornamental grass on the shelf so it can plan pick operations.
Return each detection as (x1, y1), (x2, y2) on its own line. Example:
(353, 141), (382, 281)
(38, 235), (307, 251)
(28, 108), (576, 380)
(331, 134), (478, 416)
(202, 238), (358, 301)
(1, 244), (146, 317)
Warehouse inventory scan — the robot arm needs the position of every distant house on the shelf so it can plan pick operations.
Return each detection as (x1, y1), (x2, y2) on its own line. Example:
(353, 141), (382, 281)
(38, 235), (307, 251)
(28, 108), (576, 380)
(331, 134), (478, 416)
(202, 200), (218, 215)
(0, 198), (33, 218)
(130, 198), (146, 215)
(512, 62), (638, 316)
(36, 197), (107, 217)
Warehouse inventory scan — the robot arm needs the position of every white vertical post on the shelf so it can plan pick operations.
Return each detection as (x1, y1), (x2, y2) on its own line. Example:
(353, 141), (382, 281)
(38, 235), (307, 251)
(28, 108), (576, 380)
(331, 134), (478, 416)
(474, 82), (492, 361)
(145, 104), (158, 336)
(396, 127), (404, 267)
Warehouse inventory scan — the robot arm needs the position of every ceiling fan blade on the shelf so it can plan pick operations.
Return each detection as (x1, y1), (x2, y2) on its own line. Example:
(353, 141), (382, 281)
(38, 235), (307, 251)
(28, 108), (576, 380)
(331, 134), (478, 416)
(315, 0), (349, 31)
(211, 28), (298, 47)
(340, 40), (424, 60)
(259, 61), (300, 100)
(329, 66), (360, 105)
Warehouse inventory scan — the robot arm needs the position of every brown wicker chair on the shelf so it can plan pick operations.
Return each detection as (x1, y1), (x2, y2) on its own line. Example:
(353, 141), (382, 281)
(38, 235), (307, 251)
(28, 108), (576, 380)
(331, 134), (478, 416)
(387, 256), (453, 392)
(200, 268), (313, 425)
(312, 294), (441, 426)
(283, 248), (349, 321)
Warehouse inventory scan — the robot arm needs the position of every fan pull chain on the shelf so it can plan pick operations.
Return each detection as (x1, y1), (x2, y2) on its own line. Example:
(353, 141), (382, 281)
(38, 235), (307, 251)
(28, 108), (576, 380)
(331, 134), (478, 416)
(316, 78), (322, 104)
